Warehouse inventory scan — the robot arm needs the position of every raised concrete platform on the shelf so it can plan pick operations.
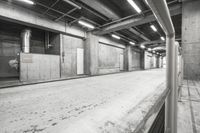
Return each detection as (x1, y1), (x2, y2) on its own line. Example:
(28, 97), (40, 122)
(0, 69), (166, 133)
(0, 75), (88, 89)
(178, 80), (200, 133)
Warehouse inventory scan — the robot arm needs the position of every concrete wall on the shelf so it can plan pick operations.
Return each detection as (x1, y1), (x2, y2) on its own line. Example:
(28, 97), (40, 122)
(0, 20), (47, 78)
(98, 43), (124, 74)
(85, 34), (126, 75)
(131, 49), (141, 70)
(144, 52), (160, 69)
(98, 37), (125, 74)
(144, 52), (159, 69)
(20, 53), (60, 82)
(144, 51), (152, 69)
(0, 32), (20, 78)
(182, 0), (200, 80)
(61, 35), (85, 78)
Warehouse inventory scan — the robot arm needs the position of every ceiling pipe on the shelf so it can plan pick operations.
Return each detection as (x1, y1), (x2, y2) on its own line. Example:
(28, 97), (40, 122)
(145, 1), (177, 133)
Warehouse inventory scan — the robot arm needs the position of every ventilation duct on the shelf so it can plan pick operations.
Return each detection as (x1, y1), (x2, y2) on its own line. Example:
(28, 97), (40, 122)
(21, 29), (31, 53)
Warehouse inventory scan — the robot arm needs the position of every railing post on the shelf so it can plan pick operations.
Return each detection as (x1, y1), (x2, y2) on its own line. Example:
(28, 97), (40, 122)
(165, 41), (179, 133)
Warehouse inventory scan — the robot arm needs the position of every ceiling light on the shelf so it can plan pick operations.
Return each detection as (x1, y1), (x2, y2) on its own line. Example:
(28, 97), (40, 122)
(18, 0), (35, 5)
(129, 41), (135, 45)
(144, 0), (149, 5)
(127, 0), (142, 13)
(148, 48), (152, 51)
(160, 36), (165, 41)
(150, 25), (157, 32)
(78, 20), (95, 29)
(63, 0), (81, 10)
(140, 45), (145, 49)
(111, 34), (121, 40)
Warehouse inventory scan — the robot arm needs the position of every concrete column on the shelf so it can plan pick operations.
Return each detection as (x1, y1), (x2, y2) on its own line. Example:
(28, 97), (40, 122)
(125, 45), (133, 71)
(85, 33), (99, 75)
(182, 0), (200, 80)
(140, 50), (145, 70)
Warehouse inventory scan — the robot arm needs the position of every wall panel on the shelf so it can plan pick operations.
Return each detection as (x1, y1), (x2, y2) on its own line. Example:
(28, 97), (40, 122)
(61, 35), (84, 77)
(98, 43), (124, 74)
(20, 53), (60, 82)
(132, 50), (141, 70)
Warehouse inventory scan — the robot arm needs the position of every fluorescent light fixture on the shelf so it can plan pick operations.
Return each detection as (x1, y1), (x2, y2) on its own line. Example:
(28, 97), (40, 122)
(127, 0), (142, 13)
(78, 20), (95, 29)
(18, 0), (35, 5)
(150, 25), (157, 32)
(63, 0), (81, 10)
(129, 41), (135, 45)
(144, 0), (149, 5)
(160, 36), (165, 41)
(140, 45), (145, 49)
(111, 34), (121, 40)
(148, 48), (152, 51)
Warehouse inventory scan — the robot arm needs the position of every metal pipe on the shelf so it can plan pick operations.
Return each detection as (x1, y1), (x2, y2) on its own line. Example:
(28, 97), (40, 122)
(145, 0), (177, 133)
(21, 29), (31, 53)
(54, 8), (77, 22)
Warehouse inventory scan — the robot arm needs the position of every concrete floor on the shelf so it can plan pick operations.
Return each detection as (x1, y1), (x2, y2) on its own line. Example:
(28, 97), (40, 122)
(0, 69), (165, 133)
(178, 80), (200, 133)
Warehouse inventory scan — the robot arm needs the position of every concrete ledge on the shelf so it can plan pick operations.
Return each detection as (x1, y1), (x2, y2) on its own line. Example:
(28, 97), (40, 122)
(0, 75), (88, 89)
(46, 83), (168, 133)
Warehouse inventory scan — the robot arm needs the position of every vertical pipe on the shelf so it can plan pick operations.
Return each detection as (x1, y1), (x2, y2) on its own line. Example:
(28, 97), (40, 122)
(165, 36), (175, 133)
(21, 29), (31, 53)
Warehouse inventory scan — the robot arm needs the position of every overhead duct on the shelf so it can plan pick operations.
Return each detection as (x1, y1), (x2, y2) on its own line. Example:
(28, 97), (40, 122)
(145, 0), (178, 133)
(21, 29), (31, 53)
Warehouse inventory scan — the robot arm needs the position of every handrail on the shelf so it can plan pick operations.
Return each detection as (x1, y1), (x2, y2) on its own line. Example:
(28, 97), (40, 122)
(145, 0), (178, 133)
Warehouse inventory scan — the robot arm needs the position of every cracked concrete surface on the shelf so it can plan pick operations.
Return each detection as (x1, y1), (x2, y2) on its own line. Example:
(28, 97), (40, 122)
(0, 69), (165, 133)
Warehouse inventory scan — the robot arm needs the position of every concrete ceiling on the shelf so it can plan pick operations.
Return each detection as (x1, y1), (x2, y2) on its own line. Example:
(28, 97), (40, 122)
(2, 0), (182, 54)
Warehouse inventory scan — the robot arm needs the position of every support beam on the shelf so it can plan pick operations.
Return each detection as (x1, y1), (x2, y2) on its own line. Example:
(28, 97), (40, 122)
(141, 40), (164, 45)
(129, 28), (150, 41)
(95, 4), (181, 35)
(141, 38), (181, 46)
(54, 8), (77, 22)
(84, 33), (99, 75)
(125, 45), (133, 71)
(78, 0), (120, 20)
(0, 1), (86, 38)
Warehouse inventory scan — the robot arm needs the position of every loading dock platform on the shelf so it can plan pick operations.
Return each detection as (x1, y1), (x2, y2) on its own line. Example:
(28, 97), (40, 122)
(0, 69), (166, 133)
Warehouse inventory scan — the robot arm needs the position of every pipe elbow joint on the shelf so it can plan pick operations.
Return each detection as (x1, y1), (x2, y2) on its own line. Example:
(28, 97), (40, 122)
(167, 32), (175, 38)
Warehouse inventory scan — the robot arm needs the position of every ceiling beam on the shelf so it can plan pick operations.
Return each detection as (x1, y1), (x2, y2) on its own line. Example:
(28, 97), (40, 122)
(141, 37), (181, 46)
(94, 4), (181, 35)
(129, 28), (150, 41)
(140, 40), (164, 45)
(78, 0), (120, 20)
(150, 43), (166, 48)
